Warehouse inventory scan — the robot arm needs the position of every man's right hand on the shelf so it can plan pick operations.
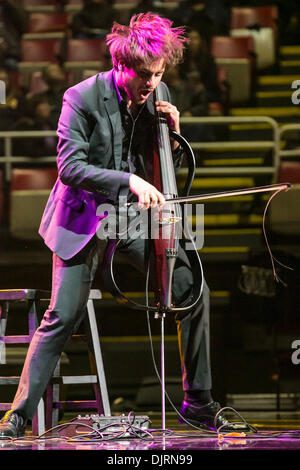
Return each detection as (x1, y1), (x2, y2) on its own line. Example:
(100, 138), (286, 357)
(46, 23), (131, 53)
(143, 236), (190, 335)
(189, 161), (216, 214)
(129, 174), (166, 210)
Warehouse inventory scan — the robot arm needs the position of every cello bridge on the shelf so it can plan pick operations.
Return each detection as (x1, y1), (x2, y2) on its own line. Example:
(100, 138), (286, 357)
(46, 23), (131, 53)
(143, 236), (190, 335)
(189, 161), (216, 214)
(160, 216), (182, 224)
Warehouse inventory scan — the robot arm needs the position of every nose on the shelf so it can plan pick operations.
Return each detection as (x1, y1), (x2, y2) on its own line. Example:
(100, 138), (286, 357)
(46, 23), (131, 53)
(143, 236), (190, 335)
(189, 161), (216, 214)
(146, 75), (155, 87)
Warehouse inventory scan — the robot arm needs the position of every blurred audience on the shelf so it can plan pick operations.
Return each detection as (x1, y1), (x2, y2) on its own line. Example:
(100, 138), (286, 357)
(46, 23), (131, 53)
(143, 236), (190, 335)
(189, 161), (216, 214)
(129, 0), (164, 19)
(12, 98), (58, 157)
(163, 28), (228, 143)
(0, 67), (26, 131)
(0, 0), (29, 72)
(163, 65), (209, 118)
(27, 64), (69, 123)
(70, 0), (116, 39)
(179, 29), (225, 113)
(169, 0), (231, 47)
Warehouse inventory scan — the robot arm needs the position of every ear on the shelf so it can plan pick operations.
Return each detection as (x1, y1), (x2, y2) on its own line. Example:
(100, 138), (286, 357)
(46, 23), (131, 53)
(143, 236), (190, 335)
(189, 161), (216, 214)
(118, 61), (126, 71)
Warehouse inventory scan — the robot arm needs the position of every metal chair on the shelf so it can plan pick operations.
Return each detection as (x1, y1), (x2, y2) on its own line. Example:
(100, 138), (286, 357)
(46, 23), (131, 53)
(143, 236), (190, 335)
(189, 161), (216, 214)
(0, 288), (110, 435)
(45, 289), (111, 430)
(0, 289), (49, 435)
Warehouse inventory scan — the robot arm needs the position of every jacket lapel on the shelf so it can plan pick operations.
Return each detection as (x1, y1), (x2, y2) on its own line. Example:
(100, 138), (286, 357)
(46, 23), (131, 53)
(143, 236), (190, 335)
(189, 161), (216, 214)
(100, 70), (123, 170)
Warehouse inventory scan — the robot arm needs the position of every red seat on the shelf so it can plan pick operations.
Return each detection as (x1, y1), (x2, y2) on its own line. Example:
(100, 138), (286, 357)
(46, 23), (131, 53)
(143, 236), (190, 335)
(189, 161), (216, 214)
(277, 162), (300, 184)
(10, 168), (57, 239)
(11, 168), (57, 191)
(21, 39), (61, 62)
(230, 6), (278, 69)
(211, 36), (255, 60)
(231, 6), (278, 39)
(27, 13), (68, 34)
(23, 0), (58, 6)
(65, 39), (107, 62)
(210, 36), (255, 104)
(63, 39), (108, 81)
(269, 162), (300, 235)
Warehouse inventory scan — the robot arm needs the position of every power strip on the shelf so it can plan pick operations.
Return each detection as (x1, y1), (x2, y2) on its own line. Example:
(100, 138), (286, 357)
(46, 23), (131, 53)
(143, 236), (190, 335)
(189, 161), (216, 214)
(56, 414), (151, 438)
(61, 414), (151, 438)
(91, 414), (151, 436)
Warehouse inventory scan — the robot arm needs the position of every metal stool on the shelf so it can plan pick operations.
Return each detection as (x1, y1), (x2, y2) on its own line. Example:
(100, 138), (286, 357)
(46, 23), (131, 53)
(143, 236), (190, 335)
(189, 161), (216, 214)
(0, 289), (49, 435)
(0, 288), (111, 435)
(45, 288), (111, 430)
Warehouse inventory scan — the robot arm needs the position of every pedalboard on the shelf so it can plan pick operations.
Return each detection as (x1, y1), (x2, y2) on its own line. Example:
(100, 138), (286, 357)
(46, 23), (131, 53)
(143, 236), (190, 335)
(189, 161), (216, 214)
(56, 414), (151, 438)
(90, 414), (151, 434)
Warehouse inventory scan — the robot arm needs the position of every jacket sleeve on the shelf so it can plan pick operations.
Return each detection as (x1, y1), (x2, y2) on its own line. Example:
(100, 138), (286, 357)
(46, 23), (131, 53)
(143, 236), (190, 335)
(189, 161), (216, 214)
(56, 86), (130, 203)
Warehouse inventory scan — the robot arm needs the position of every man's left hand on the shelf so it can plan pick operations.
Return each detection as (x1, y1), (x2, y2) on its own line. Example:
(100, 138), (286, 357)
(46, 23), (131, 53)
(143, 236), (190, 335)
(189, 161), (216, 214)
(155, 100), (180, 149)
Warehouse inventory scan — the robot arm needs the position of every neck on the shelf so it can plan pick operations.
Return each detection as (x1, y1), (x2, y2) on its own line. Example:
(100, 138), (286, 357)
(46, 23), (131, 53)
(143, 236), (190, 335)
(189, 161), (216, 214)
(114, 70), (142, 117)
(128, 100), (142, 118)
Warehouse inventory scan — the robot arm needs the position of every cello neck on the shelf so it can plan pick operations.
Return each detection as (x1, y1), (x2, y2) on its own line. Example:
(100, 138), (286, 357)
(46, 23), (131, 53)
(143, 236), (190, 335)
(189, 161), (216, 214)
(153, 85), (178, 198)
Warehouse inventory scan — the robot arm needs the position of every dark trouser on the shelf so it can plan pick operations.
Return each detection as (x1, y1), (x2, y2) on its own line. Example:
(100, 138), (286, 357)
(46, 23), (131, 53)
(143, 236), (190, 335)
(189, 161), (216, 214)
(12, 235), (212, 420)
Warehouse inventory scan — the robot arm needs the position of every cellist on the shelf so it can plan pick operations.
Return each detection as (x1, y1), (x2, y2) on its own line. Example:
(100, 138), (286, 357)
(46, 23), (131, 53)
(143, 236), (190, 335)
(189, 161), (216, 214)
(0, 13), (249, 438)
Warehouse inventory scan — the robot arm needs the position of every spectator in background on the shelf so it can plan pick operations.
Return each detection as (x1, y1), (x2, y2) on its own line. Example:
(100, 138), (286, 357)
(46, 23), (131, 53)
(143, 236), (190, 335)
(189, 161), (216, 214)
(12, 98), (58, 157)
(0, 67), (26, 131)
(167, 29), (226, 142)
(129, 0), (164, 19)
(0, 0), (29, 72)
(180, 29), (223, 111)
(27, 64), (69, 123)
(203, 0), (231, 37)
(169, 0), (231, 47)
(70, 0), (116, 39)
(163, 65), (209, 118)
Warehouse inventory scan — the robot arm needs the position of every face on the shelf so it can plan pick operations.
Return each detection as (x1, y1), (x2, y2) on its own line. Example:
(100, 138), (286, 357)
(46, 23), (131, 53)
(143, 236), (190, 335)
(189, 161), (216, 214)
(116, 58), (166, 106)
(189, 30), (202, 52)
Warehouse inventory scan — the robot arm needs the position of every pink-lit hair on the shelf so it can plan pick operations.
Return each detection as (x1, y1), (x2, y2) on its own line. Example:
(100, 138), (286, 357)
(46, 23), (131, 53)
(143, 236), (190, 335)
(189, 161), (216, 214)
(106, 12), (188, 69)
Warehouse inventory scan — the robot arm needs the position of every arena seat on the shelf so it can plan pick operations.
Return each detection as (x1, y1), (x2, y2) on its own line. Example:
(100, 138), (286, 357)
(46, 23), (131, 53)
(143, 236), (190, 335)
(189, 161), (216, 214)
(24, 12), (69, 39)
(230, 6), (279, 69)
(64, 38), (107, 63)
(277, 161), (300, 184)
(211, 36), (256, 103)
(231, 6), (278, 38)
(20, 39), (62, 74)
(23, 0), (58, 6)
(19, 39), (62, 86)
(211, 35), (255, 60)
(269, 162), (300, 236)
(9, 168), (57, 240)
(63, 38), (109, 80)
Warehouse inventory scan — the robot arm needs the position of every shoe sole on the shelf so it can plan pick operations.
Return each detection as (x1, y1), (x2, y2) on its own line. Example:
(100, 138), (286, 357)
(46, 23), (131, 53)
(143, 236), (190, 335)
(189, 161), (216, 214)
(178, 416), (215, 430)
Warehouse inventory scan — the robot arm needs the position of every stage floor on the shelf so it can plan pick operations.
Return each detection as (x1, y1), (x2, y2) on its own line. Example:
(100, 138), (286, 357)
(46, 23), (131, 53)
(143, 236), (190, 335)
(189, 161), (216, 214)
(1, 410), (300, 452)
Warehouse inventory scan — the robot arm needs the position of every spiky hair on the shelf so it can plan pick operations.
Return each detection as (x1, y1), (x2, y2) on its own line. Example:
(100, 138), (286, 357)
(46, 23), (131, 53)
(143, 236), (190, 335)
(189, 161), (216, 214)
(106, 12), (188, 69)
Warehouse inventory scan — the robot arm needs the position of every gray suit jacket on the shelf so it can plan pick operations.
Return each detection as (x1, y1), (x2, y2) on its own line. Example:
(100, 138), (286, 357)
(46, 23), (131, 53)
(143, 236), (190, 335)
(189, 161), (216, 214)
(39, 69), (172, 260)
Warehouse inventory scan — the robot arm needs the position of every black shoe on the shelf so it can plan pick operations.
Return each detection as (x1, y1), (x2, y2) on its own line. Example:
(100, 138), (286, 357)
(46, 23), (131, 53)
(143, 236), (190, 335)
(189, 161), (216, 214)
(179, 400), (251, 432)
(0, 410), (27, 438)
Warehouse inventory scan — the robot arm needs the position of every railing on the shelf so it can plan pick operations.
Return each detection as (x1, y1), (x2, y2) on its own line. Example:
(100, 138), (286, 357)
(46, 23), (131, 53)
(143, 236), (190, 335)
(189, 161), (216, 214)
(278, 124), (300, 159)
(0, 115), (281, 182)
(0, 130), (57, 181)
(179, 116), (280, 179)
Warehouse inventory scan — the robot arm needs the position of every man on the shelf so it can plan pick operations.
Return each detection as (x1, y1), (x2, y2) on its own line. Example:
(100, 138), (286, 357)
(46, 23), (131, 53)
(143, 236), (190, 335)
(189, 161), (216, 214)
(0, 13), (247, 438)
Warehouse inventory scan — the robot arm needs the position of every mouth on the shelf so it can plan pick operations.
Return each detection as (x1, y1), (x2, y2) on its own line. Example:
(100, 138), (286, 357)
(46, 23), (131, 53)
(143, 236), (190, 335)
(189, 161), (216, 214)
(139, 89), (153, 100)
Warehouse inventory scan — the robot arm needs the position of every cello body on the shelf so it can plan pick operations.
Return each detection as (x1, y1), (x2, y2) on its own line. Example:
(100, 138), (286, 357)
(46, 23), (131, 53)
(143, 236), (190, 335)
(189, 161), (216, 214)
(100, 83), (203, 314)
